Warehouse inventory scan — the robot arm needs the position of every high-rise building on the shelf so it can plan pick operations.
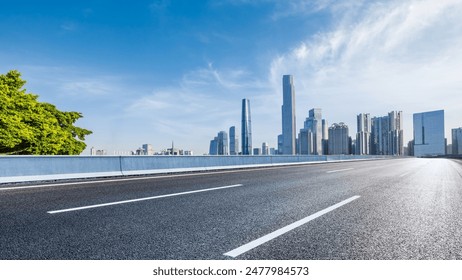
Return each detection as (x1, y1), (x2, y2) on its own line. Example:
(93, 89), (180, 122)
(371, 111), (403, 156)
(298, 128), (313, 155)
(253, 148), (261, 155)
(328, 123), (350, 155)
(452, 127), (462, 155)
(209, 137), (218, 155)
(300, 108), (323, 155)
(229, 126), (239, 155)
(262, 142), (269, 155)
(356, 113), (371, 155)
(241, 98), (252, 155)
(277, 134), (283, 155)
(371, 115), (389, 155)
(217, 131), (229, 155)
(413, 110), (445, 157)
(282, 75), (296, 155)
(388, 111), (404, 156)
(322, 119), (328, 155)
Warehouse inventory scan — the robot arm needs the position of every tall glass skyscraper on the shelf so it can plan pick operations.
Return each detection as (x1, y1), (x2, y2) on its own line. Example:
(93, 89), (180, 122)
(413, 110), (445, 157)
(282, 75), (296, 155)
(217, 131), (229, 155)
(241, 98), (252, 155)
(229, 126), (239, 155)
(452, 127), (462, 155)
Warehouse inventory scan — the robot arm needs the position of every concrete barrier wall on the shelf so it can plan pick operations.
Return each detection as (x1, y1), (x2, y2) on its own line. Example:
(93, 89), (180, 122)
(0, 155), (388, 183)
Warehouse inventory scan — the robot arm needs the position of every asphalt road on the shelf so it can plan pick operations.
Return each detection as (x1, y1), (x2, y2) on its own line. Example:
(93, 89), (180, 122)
(1, 158), (462, 260)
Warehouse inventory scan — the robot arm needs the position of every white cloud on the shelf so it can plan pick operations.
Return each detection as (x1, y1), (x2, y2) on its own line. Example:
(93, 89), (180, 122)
(269, 0), (462, 143)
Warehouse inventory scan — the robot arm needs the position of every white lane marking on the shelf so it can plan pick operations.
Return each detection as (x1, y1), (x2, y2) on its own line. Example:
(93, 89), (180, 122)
(47, 184), (243, 214)
(399, 172), (410, 177)
(223, 195), (361, 258)
(326, 168), (354, 173)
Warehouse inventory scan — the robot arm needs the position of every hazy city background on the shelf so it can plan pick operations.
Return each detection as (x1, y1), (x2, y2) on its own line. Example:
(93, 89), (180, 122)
(1, 0), (461, 155)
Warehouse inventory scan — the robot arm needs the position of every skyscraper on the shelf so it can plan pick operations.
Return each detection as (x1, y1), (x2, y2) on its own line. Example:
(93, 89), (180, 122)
(301, 108), (323, 155)
(328, 123), (350, 155)
(452, 127), (462, 155)
(277, 134), (283, 155)
(229, 126), (239, 155)
(209, 137), (218, 155)
(322, 119), (328, 155)
(356, 113), (371, 155)
(298, 128), (314, 155)
(241, 98), (252, 155)
(262, 142), (269, 155)
(371, 111), (403, 156)
(282, 75), (296, 155)
(413, 110), (445, 157)
(388, 111), (404, 156)
(217, 131), (229, 155)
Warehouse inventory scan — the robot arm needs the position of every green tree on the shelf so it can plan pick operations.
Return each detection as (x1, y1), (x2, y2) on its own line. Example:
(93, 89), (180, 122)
(0, 70), (92, 155)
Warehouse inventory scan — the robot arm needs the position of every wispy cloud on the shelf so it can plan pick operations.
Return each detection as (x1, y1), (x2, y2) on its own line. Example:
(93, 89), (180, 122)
(60, 22), (78, 32)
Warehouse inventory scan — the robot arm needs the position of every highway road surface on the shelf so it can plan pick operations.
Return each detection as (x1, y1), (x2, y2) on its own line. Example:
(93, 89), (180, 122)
(1, 157), (462, 260)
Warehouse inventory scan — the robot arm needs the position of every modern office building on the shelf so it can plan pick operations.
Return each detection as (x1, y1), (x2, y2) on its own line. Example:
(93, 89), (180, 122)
(277, 134), (283, 155)
(371, 116), (389, 155)
(413, 110), (445, 157)
(371, 111), (403, 156)
(452, 127), (462, 155)
(356, 113), (371, 155)
(328, 123), (350, 155)
(388, 111), (404, 156)
(209, 137), (218, 155)
(300, 108), (323, 155)
(217, 131), (229, 155)
(241, 98), (252, 155)
(322, 119), (328, 155)
(229, 126), (239, 155)
(262, 142), (269, 155)
(253, 148), (261, 155)
(298, 128), (314, 155)
(281, 75), (296, 155)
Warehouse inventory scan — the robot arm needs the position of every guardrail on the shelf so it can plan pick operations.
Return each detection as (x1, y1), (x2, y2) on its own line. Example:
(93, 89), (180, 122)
(0, 155), (389, 184)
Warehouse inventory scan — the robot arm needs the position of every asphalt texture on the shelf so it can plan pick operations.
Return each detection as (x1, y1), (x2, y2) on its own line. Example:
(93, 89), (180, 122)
(1, 158), (462, 260)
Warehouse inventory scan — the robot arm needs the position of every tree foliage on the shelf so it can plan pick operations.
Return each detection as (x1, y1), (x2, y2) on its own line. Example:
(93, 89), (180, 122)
(0, 70), (92, 155)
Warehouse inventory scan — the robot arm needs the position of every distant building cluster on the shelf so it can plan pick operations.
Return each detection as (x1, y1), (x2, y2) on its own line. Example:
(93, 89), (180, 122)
(90, 142), (193, 156)
(208, 75), (460, 158)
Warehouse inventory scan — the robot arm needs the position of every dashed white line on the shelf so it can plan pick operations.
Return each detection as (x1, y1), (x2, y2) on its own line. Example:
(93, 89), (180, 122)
(326, 168), (354, 173)
(47, 184), (243, 214)
(223, 195), (361, 258)
(399, 172), (410, 177)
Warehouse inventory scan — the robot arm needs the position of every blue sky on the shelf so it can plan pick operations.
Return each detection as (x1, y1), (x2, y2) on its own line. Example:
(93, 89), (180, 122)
(1, 0), (462, 155)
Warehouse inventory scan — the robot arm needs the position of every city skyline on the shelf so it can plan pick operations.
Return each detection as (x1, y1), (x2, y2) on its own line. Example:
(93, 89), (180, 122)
(1, 1), (461, 154)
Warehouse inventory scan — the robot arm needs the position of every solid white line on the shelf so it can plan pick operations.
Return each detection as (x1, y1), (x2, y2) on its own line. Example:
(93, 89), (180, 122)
(223, 195), (361, 258)
(47, 184), (243, 214)
(326, 168), (354, 173)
